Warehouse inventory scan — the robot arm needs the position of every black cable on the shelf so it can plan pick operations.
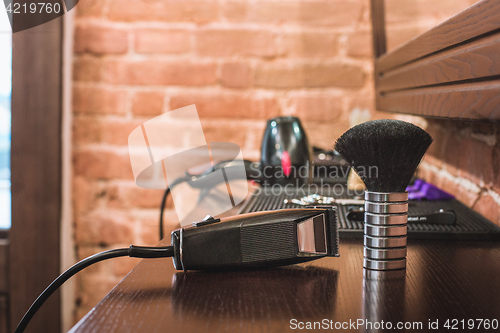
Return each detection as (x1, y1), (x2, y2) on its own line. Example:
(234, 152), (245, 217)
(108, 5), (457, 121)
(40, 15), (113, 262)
(159, 177), (186, 241)
(15, 245), (174, 333)
(159, 186), (171, 241)
(159, 159), (256, 240)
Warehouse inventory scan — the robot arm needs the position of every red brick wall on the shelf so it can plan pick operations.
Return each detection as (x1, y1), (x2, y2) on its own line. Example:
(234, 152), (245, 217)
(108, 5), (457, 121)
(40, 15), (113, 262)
(418, 120), (500, 227)
(71, 0), (497, 324)
(72, 0), (376, 322)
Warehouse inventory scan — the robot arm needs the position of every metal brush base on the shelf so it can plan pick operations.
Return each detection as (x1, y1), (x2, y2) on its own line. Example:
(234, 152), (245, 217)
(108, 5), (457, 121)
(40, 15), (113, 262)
(364, 191), (408, 270)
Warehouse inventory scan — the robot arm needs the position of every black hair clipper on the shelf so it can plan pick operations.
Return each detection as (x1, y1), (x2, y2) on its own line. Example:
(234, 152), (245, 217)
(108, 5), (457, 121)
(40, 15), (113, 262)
(171, 208), (339, 271)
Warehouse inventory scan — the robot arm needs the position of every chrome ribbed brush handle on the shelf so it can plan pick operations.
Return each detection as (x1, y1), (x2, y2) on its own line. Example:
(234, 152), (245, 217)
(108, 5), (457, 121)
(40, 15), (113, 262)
(363, 191), (408, 270)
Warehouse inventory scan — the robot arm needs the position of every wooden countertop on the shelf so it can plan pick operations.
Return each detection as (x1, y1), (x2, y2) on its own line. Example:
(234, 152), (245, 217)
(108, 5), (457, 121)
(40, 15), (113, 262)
(70, 238), (500, 332)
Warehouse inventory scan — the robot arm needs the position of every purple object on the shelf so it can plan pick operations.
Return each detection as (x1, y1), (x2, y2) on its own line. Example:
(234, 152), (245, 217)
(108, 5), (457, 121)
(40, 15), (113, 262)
(406, 179), (424, 193)
(406, 179), (455, 201)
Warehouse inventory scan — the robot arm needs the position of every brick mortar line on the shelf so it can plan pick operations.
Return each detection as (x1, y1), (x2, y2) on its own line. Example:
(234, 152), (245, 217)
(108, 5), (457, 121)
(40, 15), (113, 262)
(469, 131), (497, 147)
(73, 18), (369, 33)
(421, 160), (500, 206)
(71, 117), (271, 129)
(73, 140), (261, 153)
(421, 160), (481, 192)
(72, 83), (369, 97)
(73, 52), (371, 65)
(73, 145), (137, 153)
(72, 113), (137, 121)
(71, 87), (371, 97)
(485, 189), (500, 206)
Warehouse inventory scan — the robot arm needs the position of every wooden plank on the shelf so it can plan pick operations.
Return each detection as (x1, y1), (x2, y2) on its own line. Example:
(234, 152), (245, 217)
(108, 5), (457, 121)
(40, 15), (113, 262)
(378, 32), (500, 92)
(370, 0), (387, 58)
(0, 295), (8, 333)
(69, 239), (500, 332)
(10, 15), (62, 333)
(0, 240), (7, 293)
(376, 0), (500, 73)
(377, 81), (500, 120)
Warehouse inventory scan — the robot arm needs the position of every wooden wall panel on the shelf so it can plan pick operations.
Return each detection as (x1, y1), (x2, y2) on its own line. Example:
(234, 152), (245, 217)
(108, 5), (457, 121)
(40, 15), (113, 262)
(379, 81), (500, 120)
(0, 295), (8, 333)
(376, 0), (500, 73)
(10, 16), (62, 333)
(373, 0), (500, 121)
(0, 239), (7, 333)
(378, 33), (500, 92)
(0, 240), (7, 293)
(370, 0), (387, 58)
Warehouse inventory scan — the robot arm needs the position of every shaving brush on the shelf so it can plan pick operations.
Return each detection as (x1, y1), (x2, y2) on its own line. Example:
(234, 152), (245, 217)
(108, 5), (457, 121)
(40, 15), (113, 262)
(335, 119), (432, 270)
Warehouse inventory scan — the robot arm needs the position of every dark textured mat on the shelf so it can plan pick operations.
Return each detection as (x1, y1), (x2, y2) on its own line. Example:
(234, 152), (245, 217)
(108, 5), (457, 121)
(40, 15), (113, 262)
(239, 188), (500, 241)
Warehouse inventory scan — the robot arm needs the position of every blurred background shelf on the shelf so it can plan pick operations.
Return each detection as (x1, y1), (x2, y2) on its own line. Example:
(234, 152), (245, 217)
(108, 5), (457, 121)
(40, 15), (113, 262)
(372, 0), (500, 121)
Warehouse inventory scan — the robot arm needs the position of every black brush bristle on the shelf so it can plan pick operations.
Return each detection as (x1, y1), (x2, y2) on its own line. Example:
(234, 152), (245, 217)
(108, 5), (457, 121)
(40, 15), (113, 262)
(334, 119), (433, 193)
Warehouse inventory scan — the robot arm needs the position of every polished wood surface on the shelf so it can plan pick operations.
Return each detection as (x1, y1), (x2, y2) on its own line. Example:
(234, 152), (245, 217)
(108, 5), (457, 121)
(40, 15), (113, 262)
(371, 0), (500, 121)
(70, 238), (500, 332)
